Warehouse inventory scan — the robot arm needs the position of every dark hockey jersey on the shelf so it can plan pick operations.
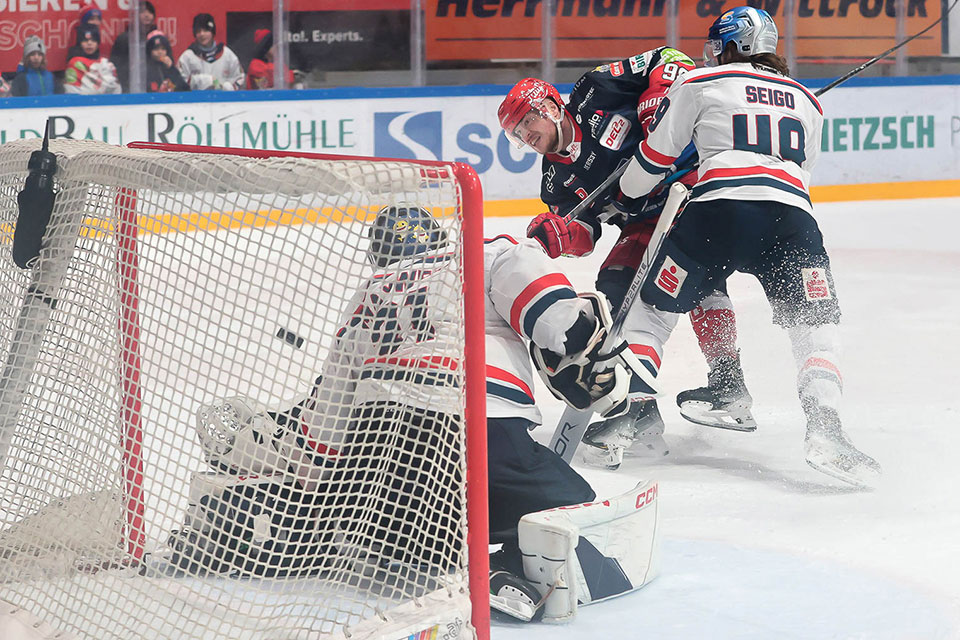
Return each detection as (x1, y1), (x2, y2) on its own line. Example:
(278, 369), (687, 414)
(540, 47), (696, 241)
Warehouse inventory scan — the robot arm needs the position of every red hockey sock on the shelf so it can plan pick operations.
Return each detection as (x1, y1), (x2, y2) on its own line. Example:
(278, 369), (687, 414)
(688, 306), (739, 365)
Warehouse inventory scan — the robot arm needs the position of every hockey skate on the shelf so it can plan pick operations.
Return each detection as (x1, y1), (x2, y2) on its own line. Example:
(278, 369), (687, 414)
(489, 548), (545, 622)
(803, 400), (881, 488)
(581, 400), (668, 470)
(677, 353), (757, 432)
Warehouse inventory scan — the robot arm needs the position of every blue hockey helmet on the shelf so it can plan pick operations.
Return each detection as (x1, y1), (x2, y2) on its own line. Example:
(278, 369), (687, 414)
(704, 6), (779, 67)
(367, 205), (448, 268)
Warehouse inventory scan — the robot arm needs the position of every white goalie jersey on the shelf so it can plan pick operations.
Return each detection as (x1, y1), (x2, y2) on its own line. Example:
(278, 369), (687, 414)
(303, 250), (465, 450)
(303, 235), (593, 446)
(484, 235), (593, 424)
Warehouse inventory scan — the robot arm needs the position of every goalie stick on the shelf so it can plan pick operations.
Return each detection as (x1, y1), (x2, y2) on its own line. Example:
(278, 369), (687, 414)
(547, 2), (958, 463)
(548, 183), (688, 463)
(0, 127), (85, 473)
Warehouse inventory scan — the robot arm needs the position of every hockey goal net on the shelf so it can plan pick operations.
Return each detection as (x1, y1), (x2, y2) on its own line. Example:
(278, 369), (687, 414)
(0, 139), (488, 640)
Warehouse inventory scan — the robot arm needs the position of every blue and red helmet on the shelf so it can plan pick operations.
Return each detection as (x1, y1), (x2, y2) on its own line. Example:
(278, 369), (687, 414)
(367, 206), (448, 268)
(704, 6), (779, 67)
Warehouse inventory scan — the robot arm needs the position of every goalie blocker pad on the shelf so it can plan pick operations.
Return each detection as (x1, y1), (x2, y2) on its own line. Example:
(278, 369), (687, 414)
(517, 479), (660, 623)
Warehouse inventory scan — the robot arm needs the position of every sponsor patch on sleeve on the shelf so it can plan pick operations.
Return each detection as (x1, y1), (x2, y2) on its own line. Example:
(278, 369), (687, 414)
(801, 268), (833, 301)
(628, 53), (649, 75)
(599, 114), (632, 151)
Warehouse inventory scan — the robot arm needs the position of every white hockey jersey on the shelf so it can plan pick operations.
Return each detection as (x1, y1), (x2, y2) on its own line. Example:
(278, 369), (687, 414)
(303, 235), (592, 450)
(621, 62), (823, 213)
(483, 235), (592, 424)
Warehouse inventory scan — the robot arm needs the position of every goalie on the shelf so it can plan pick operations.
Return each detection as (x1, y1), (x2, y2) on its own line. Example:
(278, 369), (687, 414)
(162, 205), (660, 622)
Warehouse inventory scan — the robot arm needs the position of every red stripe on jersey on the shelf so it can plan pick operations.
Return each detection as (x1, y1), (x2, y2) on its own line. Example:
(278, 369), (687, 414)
(486, 365), (535, 399)
(363, 355), (460, 370)
(510, 273), (573, 334)
(801, 357), (843, 384)
(485, 234), (519, 244)
(640, 140), (677, 167)
(629, 343), (662, 369)
(298, 421), (340, 458)
(699, 166), (806, 190)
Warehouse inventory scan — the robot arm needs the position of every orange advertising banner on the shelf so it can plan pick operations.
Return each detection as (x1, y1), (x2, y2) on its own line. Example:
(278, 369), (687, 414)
(426, 0), (943, 63)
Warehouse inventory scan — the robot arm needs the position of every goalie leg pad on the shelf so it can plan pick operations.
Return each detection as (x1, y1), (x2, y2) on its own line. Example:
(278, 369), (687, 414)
(517, 479), (661, 623)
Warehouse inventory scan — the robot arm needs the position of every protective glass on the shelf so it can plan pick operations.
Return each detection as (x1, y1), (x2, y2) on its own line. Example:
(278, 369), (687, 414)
(703, 39), (723, 67)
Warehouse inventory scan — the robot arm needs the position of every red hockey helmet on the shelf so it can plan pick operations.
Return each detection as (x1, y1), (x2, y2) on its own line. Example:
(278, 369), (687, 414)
(498, 78), (565, 151)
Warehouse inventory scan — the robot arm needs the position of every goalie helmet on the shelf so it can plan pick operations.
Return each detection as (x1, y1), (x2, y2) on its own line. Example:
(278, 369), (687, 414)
(367, 205), (448, 268)
(704, 6), (779, 67)
(498, 78), (565, 151)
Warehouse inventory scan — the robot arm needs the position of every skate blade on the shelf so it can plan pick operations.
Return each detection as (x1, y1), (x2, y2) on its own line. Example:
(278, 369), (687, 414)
(679, 400), (757, 432)
(805, 457), (881, 488)
(804, 440), (882, 488)
(625, 433), (669, 457)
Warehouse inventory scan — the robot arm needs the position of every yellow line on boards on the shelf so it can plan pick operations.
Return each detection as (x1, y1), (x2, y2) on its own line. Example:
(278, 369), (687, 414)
(481, 179), (960, 217)
(809, 180), (960, 202)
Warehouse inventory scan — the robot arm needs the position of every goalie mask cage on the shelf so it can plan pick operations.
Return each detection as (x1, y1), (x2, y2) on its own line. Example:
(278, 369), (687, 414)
(0, 140), (489, 640)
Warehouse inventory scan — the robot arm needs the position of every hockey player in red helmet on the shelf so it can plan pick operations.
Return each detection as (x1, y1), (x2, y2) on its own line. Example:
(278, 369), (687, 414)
(499, 49), (757, 471)
(498, 78), (566, 154)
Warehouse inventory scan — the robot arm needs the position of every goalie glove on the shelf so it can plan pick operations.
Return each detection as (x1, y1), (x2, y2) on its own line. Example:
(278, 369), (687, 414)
(530, 293), (646, 419)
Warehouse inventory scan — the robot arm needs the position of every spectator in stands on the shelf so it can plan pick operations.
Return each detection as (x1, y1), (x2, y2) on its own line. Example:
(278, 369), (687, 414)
(146, 30), (188, 92)
(11, 36), (58, 97)
(111, 0), (157, 92)
(0, 77), (11, 99)
(178, 13), (244, 91)
(64, 24), (121, 95)
(67, 6), (105, 62)
(246, 29), (296, 90)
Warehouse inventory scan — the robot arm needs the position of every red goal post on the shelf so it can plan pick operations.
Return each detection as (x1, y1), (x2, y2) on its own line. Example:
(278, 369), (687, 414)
(0, 139), (490, 640)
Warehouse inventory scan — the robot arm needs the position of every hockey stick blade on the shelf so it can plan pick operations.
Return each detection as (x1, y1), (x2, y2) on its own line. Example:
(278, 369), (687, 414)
(549, 183), (688, 464)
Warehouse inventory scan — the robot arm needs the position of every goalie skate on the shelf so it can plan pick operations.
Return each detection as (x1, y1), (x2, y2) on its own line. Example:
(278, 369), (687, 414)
(803, 405), (881, 488)
(677, 353), (756, 432)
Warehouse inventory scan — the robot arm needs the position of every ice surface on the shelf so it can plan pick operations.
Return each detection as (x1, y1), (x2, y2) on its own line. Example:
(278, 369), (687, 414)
(487, 198), (960, 639)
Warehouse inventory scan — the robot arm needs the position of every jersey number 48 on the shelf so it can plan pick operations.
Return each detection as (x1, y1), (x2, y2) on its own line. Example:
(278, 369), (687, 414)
(732, 114), (806, 165)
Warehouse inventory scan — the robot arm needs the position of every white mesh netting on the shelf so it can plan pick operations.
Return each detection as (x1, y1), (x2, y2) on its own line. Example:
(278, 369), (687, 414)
(0, 139), (480, 640)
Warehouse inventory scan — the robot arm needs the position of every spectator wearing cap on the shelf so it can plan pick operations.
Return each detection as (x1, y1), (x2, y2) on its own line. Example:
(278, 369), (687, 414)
(64, 24), (121, 94)
(178, 13), (244, 91)
(11, 36), (58, 97)
(246, 29), (296, 90)
(145, 30), (188, 93)
(111, 0), (157, 92)
(67, 5), (106, 62)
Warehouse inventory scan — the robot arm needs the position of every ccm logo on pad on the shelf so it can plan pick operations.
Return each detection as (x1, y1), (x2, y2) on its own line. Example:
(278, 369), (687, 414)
(655, 256), (687, 298)
(600, 114), (631, 151)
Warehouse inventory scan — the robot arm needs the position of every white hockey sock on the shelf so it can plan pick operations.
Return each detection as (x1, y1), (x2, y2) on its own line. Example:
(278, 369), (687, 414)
(786, 323), (843, 412)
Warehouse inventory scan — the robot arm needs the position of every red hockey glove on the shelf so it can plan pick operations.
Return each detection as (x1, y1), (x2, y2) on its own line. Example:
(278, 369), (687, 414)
(526, 212), (595, 259)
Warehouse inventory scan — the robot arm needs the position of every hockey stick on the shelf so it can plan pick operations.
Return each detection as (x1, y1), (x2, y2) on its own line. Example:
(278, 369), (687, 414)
(816, 0), (958, 96)
(560, 0), (956, 228)
(560, 143), (696, 226)
(548, 183), (688, 463)
(547, 4), (956, 462)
